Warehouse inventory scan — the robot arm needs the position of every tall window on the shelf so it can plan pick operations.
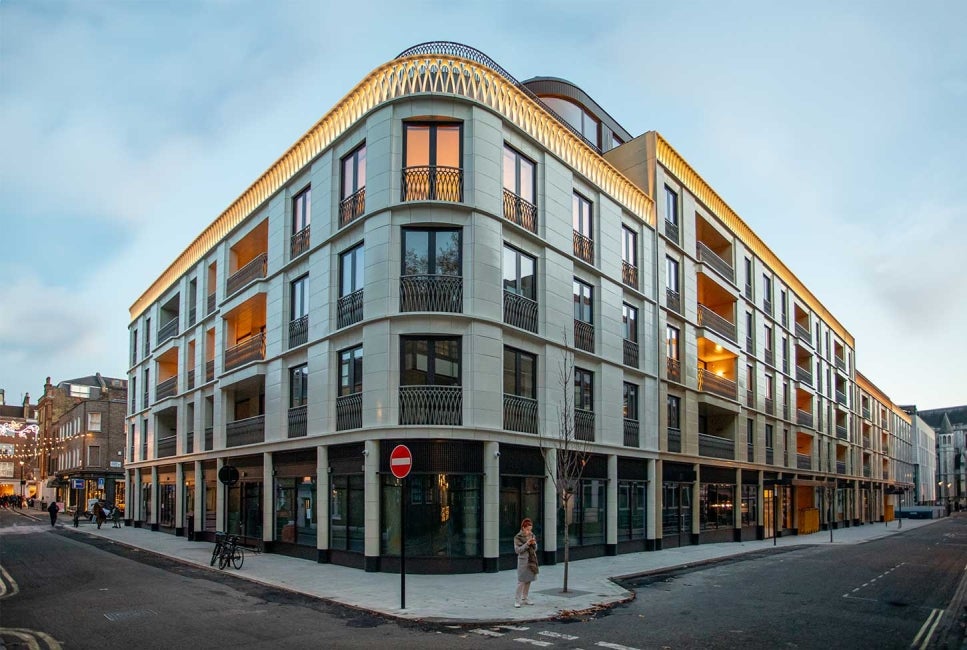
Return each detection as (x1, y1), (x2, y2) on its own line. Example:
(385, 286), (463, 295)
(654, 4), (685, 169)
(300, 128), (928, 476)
(402, 228), (461, 277)
(401, 337), (461, 386)
(143, 318), (150, 357)
(131, 329), (138, 367)
(622, 303), (638, 343)
(573, 279), (593, 324)
(142, 367), (150, 409)
(744, 257), (753, 297)
(766, 424), (775, 449)
(666, 325), (680, 360)
(292, 186), (311, 234)
(764, 325), (773, 352)
(664, 186), (678, 225)
(666, 257), (680, 293)
(623, 383), (639, 420)
(574, 368), (593, 411)
(622, 226), (637, 268)
(668, 395), (681, 430)
(504, 347), (536, 399)
(572, 192), (593, 238)
(502, 145), (535, 204)
(502, 245), (536, 300)
(87, 412), (101, 432)
(290, 275), (308, 321)
(340, 244), (364, 298)
(747, 419), (754, 445)
(402, 123), (462, 202)
(541, 96), (599, 144)
(289, 364), (308, 408)
(339, 346), (363, 396)
(340, 145), (367, 225)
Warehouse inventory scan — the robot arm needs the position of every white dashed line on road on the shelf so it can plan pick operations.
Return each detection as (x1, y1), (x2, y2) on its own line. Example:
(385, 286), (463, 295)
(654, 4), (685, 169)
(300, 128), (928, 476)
(472, 628), (504, 637)
(514, 639), (553, 647)
(539, 630), (580, 640)
(595, 642), (643, 650)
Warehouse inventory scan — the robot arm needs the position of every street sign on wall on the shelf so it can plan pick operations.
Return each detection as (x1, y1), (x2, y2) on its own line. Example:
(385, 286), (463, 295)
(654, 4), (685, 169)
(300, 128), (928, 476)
(72, 479), (84, 489)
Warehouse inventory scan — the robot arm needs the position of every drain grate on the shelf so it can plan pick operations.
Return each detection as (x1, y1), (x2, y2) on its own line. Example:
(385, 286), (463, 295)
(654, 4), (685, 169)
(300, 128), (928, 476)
(103, 609), (158, 622)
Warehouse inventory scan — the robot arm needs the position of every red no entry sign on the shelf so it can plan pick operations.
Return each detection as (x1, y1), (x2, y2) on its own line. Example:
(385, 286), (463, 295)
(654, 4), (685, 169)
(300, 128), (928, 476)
(390, 444), (412, 479)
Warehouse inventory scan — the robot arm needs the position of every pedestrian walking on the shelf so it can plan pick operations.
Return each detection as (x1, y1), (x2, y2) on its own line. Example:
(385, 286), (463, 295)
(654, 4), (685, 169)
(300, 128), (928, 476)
(47, 500), (60, 526)
(513, 517), (539, 608)
(93, 502), (106, 529)
(73, 507), (81, 528)
(111, 507), (122, 528)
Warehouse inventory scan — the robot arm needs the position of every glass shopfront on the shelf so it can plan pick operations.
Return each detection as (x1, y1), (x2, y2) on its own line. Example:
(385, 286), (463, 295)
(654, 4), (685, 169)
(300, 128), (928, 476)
(141, 482), (152, 522)
(558, 478), (607, 547)
(499, 476), (543, 554)
(226, 482), (262, 541)
(330, 474), (364, 552)
(381, 473), (481, 557)
(741, 485), (758, 528)
(159, 482), (176, 528)
(275, 477), (317, 547)
(617, 480), (646, 542)
(700, 483), (735, 530)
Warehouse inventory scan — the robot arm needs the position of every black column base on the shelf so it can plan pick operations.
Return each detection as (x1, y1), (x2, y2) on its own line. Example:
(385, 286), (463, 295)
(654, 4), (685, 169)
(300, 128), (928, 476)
(646, 538), (659, 551)
(690, 533), (700, 545)
(541, 549), (556, 566)
(605, 543), (617, 556)
(364, 556), (380, 572)
(483, 557), (499, 573)
(316, 549), (330, 564)
(175, 527), (185, 537)
(134, 520), (142, 528)
(150, 523), (159, 532)
(124, 519), (133, 527)
(756, 525), (765, 540)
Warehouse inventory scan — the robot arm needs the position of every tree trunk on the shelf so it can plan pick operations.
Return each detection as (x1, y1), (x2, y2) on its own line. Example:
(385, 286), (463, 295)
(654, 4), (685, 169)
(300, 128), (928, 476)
(562, 494), (570, 593)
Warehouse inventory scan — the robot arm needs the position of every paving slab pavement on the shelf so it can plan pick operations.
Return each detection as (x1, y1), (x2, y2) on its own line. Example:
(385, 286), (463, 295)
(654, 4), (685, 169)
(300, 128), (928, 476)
(15, 507), (941, 624)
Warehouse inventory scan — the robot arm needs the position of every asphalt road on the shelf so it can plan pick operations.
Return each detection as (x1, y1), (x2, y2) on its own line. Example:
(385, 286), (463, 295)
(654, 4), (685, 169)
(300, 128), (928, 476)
(3, 509), (966, 649)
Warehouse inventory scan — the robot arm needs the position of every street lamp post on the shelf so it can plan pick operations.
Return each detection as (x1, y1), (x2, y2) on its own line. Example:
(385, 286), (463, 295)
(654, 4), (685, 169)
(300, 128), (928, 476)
(19, 460), (25, 501)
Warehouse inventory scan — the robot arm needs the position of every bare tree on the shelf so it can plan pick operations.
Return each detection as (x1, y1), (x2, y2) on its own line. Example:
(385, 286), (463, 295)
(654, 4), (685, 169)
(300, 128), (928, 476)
(539, 331), (591, 593)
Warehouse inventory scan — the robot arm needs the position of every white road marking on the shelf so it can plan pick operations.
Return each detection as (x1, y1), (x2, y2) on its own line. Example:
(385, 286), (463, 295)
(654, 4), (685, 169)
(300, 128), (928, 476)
(0, 565), (20, 600)
(539, 630), (579, 640)
(514, 640), (553, 647)
(596, 642), (643, 650)
(472, 629), (504, 637)
(497, 625), (530, 631)
(912, 608), (943, 650)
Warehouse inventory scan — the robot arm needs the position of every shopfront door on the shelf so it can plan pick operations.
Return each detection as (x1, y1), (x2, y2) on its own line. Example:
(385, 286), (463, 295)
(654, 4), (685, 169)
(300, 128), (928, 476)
(662, 482), (693, 547)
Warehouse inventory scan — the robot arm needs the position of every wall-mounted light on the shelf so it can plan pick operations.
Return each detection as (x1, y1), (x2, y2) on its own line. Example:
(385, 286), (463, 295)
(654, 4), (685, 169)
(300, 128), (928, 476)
(493, 450), (501, 458)
(362, 449), (369, 456)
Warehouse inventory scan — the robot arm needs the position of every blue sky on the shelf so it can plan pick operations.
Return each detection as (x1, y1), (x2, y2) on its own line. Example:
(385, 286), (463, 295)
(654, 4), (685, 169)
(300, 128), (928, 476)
(1, 1), (964, 411)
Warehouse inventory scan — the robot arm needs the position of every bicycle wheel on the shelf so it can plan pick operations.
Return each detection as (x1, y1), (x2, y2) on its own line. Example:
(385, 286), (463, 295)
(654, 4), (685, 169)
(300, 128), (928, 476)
(210, 543), (221, 567)
(218, 549), (229, 570)
(232, 547), (244, 570)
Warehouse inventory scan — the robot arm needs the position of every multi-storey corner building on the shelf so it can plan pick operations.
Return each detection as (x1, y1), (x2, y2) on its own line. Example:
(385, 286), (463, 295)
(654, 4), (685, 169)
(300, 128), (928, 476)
(125, 42), (911, 573)
(0, 390), (39, 500)
(921, 406), (967, 510)
(38, 374), (128, 509)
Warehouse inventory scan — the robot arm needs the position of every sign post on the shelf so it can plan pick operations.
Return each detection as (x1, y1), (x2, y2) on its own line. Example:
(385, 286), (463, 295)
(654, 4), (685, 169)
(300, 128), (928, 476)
(390, 445), (413, 610)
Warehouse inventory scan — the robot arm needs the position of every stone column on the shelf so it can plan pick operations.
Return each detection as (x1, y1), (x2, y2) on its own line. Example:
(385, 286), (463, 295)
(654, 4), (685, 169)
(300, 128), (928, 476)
(691, 463), (701, 543)
(216, 457), (226, 534)
(150, 465), (159, 530)
(175, 462), (185, 535)
(317, 444), (330, 562)
(542, 447), (558, 565)
(364, 439), (380, 572)
(483, 441), (500, 572)
(607, 454), (618, 555)
(263, 452), (274, 547)
(647, 458), (658, 551)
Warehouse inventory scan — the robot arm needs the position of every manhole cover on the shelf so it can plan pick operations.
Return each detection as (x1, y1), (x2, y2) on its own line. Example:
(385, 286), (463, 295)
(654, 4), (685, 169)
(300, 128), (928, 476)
(104, 609), (158, 622)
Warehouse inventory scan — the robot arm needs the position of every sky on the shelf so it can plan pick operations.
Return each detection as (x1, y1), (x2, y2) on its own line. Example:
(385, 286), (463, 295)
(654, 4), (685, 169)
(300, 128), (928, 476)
(1, 1), (965, 412)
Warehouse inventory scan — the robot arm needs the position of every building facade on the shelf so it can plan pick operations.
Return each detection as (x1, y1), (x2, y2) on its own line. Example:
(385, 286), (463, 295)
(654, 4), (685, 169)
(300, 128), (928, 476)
(0, 390), (39, 500)
(921, 406), (967, 510)
(125, 42), (913, 573)
(38, 374), (128, 510)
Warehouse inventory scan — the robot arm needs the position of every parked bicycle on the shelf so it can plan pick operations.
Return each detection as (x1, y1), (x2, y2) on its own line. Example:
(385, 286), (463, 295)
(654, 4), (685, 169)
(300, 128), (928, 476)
(210, 531), (227, 567)
(217, 534), (244, 570)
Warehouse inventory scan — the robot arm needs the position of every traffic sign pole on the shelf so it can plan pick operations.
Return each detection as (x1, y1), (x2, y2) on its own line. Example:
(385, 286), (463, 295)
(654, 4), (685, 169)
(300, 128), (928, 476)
(389, 444), (413, 610)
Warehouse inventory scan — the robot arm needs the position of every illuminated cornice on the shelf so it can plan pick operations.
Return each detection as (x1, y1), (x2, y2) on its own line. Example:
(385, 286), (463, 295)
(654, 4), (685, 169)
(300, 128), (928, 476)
(655, 134), (854, 348)
(130, 53), (656, 321)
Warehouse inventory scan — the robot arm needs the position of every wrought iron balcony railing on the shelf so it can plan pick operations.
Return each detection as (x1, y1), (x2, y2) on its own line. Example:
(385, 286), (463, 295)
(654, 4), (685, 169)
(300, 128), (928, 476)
(205, 360), (214, 383)
(795, 323), (811, 344)
(337, 289), (364, 328)
(157, 435), (176, 459)
(399, 385), (462, 426)
(339, 187), (366, 227)
(766, 448), (774, 465)
(764, 348), (774, 367)
(836, 424), (848, 440)
(835, 356), (847, 372)
(502, 189), (537, 233)
(503, 291), (538, 333)
(291, 225), (311, 257)
(400, 275), (463, 313)
(836, 461), (847, 474)
(797, 453), (811, 470)
(289, 315), (308, 347)
(573, 319), (594, 353)
(796, 365), (813, 385)
(401, 165), (463, 202)
(696, 241), (735, 283)
(697, 368), (737, 400)
(288, 404), (307, 438)
(797, 408), (813, 428)
(666, 357), (681, 382)
(835, 390), (848, 406)
(186, 431), (193, 454)
(336, 393), (363, 431)
(666, 288), (681, 314)
(156, 376), (177, 401)
(623, 418), (640, 447)
(622, 261), (638, 290)
(186, 369), (195, 391)
(188, 306), (196, 327)
(698, 304), (737, 342)
(207, 292), (216, 315)
(748, 444), (755, 462)
(764, 397), (774, 415)
(745, 282), (753, 300)
(699, 433), (734, 460)
(573, 230), (594, 264)
(667, 427), (681, 453)
(226, 252), (267, 296)
(226, 415), (265, 447)
(224, 332), (265, 371)
(503, 394), (538, 434)
(763, 298), (773, 317)
(158, 318), (179, 344)
(623, 339), (639, 368)
(204, 427), (213, 451)
(664, 219), (680, 244)
(575, 408), (594, 442)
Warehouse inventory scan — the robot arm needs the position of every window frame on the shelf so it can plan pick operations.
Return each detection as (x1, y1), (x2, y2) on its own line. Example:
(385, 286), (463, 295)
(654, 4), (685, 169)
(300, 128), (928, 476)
(502, 144), (536, 204)
(503, 346), (537, 399)
(502, 244), (537, 300)
(573, 278), (594, 325)
(400, 336), (462, 387)
(292, 186), (311, 233)
(623, 382), (639, 421)
(339, 243), (365, 297)
(341, 143), (367, 199)
(666, 325), (680, 360)
(289, 364), (308, 409)
(622, 303), (639, 344)
(667, 394), (681, 430)
(664, 186), (679, 226)
(290, 274), (308, 320)
(666, 256), (680, 292)
(572, 192), (593, 238)
(401, 227), (463, 277)
(574, 367), (594, 411)
(403, 122), (463, 169)
(339, 345), (363, 397)
(621, 225), (637, 267)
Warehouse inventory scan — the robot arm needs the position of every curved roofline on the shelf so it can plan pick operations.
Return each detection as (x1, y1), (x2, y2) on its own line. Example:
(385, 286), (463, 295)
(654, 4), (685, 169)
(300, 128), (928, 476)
(521, 76), (633, 142)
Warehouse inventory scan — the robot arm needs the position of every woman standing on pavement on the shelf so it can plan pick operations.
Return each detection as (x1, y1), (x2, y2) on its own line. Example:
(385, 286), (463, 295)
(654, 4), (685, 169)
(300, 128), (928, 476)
(513, 518), (539, 608)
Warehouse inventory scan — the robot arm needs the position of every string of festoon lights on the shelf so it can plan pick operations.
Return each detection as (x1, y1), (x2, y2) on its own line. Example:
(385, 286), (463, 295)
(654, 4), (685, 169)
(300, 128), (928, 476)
(0, 431), (98, 461)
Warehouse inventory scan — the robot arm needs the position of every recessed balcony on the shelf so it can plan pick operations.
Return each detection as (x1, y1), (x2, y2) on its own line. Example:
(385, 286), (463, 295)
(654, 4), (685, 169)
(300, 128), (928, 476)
(836, 461), (847, 474)
(339, 188), (366, 227)
(400, 275), (463, 313)
(502, 189), (537, 233)
(696, 241), (735, 284)
(157, 318), (179, 345)
(797, 453), (811, 470)
(224, 332), (265, 371)
(698, 304), (737, 342)
(226, 414), (265, 447)
(836, 424), (848, 440)
(698, 367), (737, 400)
(226, 253), (267, 297)
(399, 385), (462, 426)
(796, 365), (813, 386)
(795, 322), (811, 344)
(155, 376), (177, 401)
(401, 165), (463, 202)
(157, 435), (176, 459)
(699, 433), (734, 460)
(504, 394), (538, 434)
(797, 409), (813, 428)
